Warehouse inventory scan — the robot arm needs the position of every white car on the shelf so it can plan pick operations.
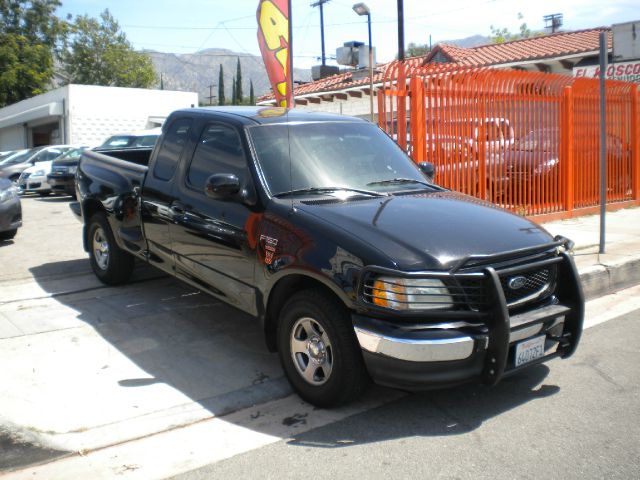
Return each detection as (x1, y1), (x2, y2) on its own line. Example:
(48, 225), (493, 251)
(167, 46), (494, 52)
(18, 160), (54, 196)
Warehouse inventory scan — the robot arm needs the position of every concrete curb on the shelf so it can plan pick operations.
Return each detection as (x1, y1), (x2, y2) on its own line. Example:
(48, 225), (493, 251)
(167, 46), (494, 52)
(578, 254), (640, 301)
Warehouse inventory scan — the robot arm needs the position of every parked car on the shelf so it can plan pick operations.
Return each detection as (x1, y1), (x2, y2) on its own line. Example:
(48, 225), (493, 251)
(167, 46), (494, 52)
(0, 149), (41, 181)
(47, 147), (89, 198)
(0, 146), (74, 184)
(501, 128), (632, 200)
(98, 128), (161, 150)
(18, 160), (55, 196)
(0, 177), (22, 241)
(71, 107), (584, 407)
(0, 150), (16, 162)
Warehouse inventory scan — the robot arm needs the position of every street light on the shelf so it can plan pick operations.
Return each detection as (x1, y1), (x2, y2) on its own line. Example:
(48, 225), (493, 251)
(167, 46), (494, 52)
(352, 2), (374, 123)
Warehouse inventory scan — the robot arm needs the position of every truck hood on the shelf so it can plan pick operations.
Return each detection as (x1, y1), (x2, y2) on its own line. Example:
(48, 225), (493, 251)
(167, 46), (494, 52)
(296, 191), (554, 271)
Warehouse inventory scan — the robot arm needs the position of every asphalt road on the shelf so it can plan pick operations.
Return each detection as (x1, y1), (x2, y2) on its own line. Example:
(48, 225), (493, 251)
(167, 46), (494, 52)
(173, 308), (640, 480)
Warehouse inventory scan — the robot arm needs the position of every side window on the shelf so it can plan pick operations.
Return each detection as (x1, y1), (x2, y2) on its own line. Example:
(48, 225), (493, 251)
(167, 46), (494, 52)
(153, 118), (193, 181)
(187, 124), (246, 191)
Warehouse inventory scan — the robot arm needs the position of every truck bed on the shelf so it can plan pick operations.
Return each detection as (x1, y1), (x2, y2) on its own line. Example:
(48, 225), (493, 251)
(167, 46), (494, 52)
(91, 147), (153, 167)
(79, 149), (149, 197)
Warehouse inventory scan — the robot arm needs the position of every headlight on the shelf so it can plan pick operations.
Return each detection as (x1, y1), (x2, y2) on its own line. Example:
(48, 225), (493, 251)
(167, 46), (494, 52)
(32, 169), (45, 177)
(371, 276), (454, 310)
(534, 158), (558, 174)
(68, 166), (77, 174)
(0, 186), (18, 203)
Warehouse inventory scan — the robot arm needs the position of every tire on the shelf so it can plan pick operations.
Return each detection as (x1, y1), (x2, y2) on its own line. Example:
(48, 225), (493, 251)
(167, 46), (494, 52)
(0, 229), (17, 241)
(277, 288), (369, 407)
(88, 213), (134, 285)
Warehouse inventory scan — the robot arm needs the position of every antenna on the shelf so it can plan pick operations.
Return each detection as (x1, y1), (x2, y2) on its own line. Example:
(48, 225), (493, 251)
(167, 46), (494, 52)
(543, 13), (563, 34)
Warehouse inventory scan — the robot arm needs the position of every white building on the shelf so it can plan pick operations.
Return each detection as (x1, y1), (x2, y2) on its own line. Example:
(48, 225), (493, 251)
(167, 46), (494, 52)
(0, 84), (198, 150)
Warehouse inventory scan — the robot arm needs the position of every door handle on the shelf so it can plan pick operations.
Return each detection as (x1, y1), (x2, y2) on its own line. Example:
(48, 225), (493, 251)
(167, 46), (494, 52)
(170, 201), (185, 214)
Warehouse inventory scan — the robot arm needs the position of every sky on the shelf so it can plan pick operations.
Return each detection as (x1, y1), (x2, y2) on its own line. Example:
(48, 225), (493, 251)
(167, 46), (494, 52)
(57, 0), (638, 68)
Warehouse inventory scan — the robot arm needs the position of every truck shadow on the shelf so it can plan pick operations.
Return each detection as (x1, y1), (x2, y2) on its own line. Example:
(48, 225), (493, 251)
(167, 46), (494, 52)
(28, 259), (290, 427)
(27, 259), (557, 449)
(287, 364), (557, 447)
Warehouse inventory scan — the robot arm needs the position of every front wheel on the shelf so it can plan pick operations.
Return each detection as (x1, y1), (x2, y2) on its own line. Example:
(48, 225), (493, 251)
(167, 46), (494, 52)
(88, 214), (134, 285)
(0, 229), (17, 241)
(277, 289), (369, 407)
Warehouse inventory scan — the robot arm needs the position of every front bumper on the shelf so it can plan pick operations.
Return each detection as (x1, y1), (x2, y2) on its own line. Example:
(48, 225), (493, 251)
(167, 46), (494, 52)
(47, 174), (75, 194)
(19, 175), (51, 193)
(353, 247), (584, 391)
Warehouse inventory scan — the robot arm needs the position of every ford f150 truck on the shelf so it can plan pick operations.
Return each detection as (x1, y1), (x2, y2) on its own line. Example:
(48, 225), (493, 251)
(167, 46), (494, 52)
(70, 107), (584, 407)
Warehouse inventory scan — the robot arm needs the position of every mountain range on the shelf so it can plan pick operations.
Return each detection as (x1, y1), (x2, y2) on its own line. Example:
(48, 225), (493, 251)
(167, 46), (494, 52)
(146, 48), (311, 105)
(146, 35), (493, 104)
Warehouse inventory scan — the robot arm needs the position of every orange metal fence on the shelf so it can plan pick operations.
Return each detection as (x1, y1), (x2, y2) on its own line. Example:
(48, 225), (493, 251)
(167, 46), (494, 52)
(378, 63), (640, 219)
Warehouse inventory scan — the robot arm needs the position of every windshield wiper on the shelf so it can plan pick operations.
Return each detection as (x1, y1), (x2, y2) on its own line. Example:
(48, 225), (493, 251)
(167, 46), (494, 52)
(366, 178), (432, 187)
(274, 186), (387, 198)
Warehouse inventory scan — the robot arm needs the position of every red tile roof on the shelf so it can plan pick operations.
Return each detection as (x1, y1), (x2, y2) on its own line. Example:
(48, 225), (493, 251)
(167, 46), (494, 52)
(428, 27), (612, 67)
(258, 27), (611, 103)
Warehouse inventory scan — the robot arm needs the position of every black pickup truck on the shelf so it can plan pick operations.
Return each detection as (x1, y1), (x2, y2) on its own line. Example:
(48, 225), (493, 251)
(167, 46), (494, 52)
(71, 107), (584, 407)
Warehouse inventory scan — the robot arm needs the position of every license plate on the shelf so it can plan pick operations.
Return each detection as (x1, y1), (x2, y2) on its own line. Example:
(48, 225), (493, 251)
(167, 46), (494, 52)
(514, 335), (546, 367)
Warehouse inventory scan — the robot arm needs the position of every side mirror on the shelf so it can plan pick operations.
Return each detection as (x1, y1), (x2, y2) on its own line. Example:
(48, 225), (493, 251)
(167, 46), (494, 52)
(204, 173), (241, 200)
(418, 161), (435, 181)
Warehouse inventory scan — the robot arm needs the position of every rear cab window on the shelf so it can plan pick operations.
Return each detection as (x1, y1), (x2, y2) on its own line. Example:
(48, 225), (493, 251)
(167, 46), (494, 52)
(152, 119), (193, 181)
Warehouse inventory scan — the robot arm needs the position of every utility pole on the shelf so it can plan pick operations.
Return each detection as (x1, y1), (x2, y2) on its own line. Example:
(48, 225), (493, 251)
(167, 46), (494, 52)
(397, 0), (405, 61)
(206, 84), (217, 106)
(311, 0), (330, 66)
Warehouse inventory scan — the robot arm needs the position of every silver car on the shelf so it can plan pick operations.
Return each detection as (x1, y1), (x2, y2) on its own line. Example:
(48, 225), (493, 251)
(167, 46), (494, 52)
(0, 146), (74, 184)
(0, 177), (22, 241)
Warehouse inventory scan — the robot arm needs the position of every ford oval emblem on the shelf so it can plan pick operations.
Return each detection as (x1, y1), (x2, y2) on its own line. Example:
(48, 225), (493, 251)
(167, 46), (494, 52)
(508, 276), (527, 290)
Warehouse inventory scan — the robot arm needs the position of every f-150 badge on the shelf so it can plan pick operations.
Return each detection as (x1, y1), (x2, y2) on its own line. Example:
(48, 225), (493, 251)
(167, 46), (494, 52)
(259, 234), (279, 265)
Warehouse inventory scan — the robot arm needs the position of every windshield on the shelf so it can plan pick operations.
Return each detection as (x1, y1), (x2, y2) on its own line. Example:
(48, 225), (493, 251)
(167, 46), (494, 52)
(54, 147), (87, 162)
(518, 129), (558, 151)
(0, 149), (33, 166)
(248, 122), (430, 196)
(99, 134), (159, 149)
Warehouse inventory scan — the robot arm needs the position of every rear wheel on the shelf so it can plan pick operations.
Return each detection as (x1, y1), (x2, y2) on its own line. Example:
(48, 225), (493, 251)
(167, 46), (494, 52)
(88, 213), (134, 285)
(277, 289), (369, 407)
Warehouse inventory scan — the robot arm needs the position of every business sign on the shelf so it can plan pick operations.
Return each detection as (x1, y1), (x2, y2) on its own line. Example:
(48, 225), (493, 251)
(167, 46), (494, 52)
(257, 0), (293, 107)
(573, 60), (640, 84)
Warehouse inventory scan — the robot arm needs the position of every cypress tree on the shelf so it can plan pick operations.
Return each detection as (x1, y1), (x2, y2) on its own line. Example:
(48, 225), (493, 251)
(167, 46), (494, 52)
(218, 65), (225, 105)
(249, 80), (255, 105)
(236, 57), (243, 104)
(232, 76), (237, 105)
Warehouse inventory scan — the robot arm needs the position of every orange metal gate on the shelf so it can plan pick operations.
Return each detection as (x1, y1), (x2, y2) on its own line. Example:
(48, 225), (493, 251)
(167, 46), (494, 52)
(378, 62), (640, 220)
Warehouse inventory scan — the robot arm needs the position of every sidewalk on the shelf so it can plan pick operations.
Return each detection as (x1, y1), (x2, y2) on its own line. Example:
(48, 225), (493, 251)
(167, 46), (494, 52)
(539, 206), (640, 300)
